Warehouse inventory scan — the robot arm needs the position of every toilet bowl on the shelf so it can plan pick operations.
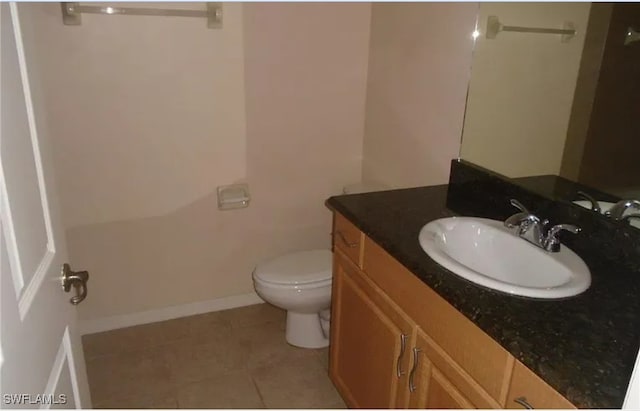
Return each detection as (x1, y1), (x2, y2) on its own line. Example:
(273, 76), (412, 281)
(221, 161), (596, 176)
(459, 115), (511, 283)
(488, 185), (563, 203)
(253, 249), (333, 348)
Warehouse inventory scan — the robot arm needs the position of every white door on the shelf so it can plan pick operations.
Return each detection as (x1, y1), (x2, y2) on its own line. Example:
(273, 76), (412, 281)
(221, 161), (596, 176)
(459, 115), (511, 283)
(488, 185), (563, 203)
(0, 2), (91, 408)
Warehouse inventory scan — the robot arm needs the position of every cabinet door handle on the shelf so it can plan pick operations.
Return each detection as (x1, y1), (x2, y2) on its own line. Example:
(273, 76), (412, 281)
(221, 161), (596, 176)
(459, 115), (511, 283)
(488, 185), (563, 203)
(514, 397), (534, 409)
(396, 333), (408, 377)
(409, 347), (421, 392)
(335, 230), (358, 248)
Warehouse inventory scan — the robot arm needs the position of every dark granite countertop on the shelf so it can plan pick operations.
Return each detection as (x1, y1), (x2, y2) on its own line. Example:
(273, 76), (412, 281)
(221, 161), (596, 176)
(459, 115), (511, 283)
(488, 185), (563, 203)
(326, 184), (640, 409)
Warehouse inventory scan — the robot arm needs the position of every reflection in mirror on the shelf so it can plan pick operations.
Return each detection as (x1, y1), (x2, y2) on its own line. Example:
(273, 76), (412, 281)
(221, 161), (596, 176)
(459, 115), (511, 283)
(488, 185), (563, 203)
(573, 197), (640, 228)
(459, 2), (640, 226)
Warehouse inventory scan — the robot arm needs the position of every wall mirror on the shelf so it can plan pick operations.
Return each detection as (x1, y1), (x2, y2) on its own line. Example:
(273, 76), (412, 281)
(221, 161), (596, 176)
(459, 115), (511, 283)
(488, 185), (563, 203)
(460, 3), (640, 226)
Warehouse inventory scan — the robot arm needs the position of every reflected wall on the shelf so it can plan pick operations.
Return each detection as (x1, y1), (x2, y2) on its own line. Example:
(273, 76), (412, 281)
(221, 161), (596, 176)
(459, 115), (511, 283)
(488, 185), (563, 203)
(460, 3), (591, 178)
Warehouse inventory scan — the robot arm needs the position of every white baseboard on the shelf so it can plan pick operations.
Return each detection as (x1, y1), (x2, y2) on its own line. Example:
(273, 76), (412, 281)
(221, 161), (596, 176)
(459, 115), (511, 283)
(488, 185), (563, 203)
(79, 292), (265, 335)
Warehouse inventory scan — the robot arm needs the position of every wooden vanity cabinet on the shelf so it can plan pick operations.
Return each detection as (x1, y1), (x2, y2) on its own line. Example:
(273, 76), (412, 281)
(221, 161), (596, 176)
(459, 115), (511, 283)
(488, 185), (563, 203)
(330, 248), (501, 409)
(329, 212), (578, 409)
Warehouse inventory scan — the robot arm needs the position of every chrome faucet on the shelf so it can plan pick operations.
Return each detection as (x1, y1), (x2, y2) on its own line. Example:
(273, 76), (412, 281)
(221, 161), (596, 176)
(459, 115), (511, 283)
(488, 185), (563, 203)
(504, 199), (581, 252)
(605, 199), (640, 220)
(504, 199), (546, 246)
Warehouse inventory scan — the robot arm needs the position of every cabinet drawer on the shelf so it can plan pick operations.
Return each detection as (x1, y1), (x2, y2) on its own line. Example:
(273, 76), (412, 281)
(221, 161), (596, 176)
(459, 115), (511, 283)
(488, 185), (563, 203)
(363, 236), (514, 405)
(506, 361), (575, 409)
(333, 213), (363, 268)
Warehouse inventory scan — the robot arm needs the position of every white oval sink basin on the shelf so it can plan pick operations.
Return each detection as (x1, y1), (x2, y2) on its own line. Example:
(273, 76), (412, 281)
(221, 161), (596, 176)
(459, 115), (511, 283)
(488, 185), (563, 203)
(573, 200), (640, 228)
(418, 217), (591, 299)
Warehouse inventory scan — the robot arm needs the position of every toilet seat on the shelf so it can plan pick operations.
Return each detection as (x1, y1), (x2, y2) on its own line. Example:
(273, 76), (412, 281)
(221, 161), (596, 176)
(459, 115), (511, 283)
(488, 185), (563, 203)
(253, 249), (332, 286)
(254, 275), (331, 290)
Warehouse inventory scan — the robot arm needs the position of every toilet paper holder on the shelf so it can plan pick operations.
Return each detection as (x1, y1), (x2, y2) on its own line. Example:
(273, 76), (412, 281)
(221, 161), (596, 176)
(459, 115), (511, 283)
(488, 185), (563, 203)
(217, 183), (250, 210)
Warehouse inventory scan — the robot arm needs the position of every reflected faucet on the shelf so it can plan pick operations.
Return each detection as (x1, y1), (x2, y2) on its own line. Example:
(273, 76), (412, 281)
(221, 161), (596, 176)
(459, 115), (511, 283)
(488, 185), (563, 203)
(504, 199), (581, 252)
(605, 199), (640, 220)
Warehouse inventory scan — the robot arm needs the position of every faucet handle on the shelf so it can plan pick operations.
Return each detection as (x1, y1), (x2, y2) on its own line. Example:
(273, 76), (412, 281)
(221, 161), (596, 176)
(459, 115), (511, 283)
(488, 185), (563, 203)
(504, 199), (546, 244)
(543, 224), (581, 252)
(510, 199), (530, 213)
(576, 191), (602, 213)
(547, 224), (581, 236)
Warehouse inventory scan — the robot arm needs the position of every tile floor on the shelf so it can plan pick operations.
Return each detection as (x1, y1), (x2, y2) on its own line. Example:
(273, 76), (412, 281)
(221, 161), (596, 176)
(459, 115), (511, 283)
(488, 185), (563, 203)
(82, 303), (346, 409)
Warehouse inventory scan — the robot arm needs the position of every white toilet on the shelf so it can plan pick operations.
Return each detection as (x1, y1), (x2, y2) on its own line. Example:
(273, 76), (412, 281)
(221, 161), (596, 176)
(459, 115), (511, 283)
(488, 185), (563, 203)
(253, 249), (333, 348)
(252, 182), (388, 349)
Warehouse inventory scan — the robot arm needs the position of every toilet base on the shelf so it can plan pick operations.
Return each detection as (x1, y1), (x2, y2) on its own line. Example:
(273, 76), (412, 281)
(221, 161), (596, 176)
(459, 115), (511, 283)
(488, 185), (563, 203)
(285, 311), (329, 348)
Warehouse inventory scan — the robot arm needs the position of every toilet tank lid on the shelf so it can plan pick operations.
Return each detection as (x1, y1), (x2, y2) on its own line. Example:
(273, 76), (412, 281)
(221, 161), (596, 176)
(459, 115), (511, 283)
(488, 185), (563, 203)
(253, 249), (332, 285)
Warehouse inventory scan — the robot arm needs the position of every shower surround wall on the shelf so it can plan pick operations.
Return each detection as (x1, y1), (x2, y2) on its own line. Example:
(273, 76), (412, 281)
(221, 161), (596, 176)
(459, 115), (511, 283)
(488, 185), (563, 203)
(20, 2), (371, 326)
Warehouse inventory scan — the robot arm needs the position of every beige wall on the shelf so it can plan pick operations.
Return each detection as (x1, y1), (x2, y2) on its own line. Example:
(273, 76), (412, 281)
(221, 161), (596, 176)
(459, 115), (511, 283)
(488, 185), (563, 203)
(460, 3), (591, 178)
(361, 3), (478, 189)
(21, 3), (370, 320)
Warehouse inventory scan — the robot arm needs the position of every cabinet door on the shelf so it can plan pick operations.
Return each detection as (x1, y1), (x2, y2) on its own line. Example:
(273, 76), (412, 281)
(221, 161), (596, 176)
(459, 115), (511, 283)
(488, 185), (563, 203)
(330, 251), (412, 408)
(408, 330), (474, 409)
(425, 368), (476, 409)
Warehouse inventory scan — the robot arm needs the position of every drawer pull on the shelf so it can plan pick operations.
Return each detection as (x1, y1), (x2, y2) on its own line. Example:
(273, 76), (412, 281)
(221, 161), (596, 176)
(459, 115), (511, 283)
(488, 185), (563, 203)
(409, 347), (421, 392)
(514, 397), (534, 409)
(336, 230), (358, 248)
(396, 333), (408, 377)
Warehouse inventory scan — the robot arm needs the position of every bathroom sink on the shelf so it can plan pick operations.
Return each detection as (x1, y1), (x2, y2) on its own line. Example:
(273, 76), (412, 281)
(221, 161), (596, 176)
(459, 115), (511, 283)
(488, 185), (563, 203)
(573, 200), (640, 228)
(418, 217), (591, 299)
